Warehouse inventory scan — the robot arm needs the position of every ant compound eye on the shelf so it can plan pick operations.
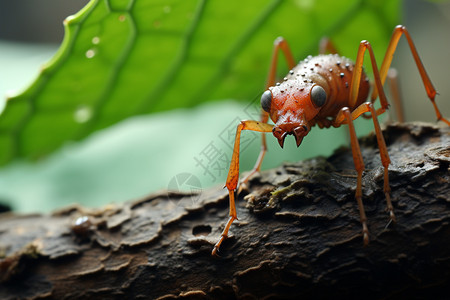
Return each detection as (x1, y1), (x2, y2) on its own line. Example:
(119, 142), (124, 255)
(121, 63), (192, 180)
(261, 90), (272, 113)
(311, 85), (327, 107)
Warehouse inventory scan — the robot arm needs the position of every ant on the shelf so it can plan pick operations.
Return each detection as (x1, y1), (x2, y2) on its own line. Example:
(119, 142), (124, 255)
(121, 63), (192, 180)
(212, 25), (449, 256)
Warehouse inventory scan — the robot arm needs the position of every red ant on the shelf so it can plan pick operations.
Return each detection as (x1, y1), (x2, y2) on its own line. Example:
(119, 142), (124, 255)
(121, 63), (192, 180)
(212, 25), (449, 256)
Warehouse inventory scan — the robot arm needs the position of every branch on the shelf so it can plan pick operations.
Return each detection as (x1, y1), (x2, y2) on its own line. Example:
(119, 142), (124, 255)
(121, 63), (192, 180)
(0, 122), (449, 299)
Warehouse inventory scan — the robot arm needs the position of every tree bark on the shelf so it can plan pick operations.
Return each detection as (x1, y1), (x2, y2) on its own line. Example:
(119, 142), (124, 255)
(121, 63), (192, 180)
(0, 122), (449, 300)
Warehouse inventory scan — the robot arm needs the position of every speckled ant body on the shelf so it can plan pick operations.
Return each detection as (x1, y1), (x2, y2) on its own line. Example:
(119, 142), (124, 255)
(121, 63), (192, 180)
(212, 25), (449, 256)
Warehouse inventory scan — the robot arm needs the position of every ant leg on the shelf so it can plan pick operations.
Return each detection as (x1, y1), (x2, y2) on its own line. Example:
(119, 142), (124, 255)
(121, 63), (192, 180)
(239, 111), (269, 191)
(363, 68), (404, 122)
(343, 42), (399, 234)
(386, 68), (405, 123)
(212, 120), (273, 256)
(266, 37), (296, 87)
(239, 37), (296, 189)
(334, 107), (369, 245)
(349, 40), (388, 112)
(319, 37), (339, 54)
(371, 25), (449, 125)
(345, 102), (395, 223)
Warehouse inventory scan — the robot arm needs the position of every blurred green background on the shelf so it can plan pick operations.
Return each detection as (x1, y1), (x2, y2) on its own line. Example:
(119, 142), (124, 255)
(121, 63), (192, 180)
(0, 0), (449, 213)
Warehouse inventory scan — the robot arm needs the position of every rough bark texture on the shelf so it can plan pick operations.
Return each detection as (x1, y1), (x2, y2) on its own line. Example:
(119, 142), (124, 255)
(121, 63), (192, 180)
(0, 122), (449, 300)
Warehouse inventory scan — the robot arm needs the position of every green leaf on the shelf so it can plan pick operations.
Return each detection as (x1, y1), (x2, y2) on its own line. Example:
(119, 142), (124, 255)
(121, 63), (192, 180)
(0, 0), (400, 164)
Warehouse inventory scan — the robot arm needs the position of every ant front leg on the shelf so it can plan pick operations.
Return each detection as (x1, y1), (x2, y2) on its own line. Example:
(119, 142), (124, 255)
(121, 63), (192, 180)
(238, 111), (270, 192)
(334, 107), (369, 245)
(348, 39), (388, 112)
(239, 37), (296, 189)
(341, 42), (398, 242)
(212, 120), (273, 256)
(345, 102), (395, 223)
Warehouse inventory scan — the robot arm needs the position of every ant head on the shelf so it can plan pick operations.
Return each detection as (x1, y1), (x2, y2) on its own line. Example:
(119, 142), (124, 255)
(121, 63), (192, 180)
(260, 81), (327, 148)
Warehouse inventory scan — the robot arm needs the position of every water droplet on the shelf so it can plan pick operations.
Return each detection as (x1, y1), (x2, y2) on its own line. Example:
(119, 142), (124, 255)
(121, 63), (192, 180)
(163, 6), (171, 13)
(85, 49), (96, 59)
(92, 36), (100, 45)
(74, 105), (92, 123)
